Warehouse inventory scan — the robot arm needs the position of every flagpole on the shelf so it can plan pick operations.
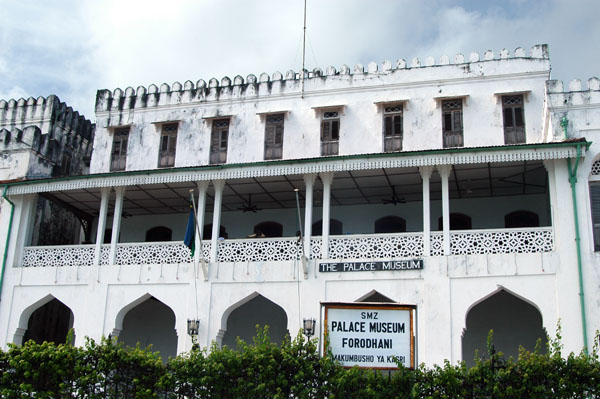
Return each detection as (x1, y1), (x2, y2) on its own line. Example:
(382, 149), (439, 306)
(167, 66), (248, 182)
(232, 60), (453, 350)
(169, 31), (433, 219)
(189, 189), (208, 281)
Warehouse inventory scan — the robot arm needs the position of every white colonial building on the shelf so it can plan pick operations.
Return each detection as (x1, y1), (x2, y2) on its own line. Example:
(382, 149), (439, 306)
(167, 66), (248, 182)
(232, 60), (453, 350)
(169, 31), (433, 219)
(0, 44), (598, 366)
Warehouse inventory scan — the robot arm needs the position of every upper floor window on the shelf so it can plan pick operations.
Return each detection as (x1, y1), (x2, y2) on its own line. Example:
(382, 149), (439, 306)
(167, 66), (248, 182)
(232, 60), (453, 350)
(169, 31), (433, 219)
(264, 114), (284, 160)
(158, 123), (178, 167)
(321, 111), (339, 156)
(502, 95), (525, 144)
(383, 105), (403, 152)
(210, 119), (229, 164)
(110, 127), (129, 171)
(442, 99), (463, 148)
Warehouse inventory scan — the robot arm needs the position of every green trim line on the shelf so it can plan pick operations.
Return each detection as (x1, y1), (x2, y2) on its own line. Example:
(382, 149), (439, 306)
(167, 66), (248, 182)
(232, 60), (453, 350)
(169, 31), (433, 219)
(0, 185), (15, 302)
(562, 118), (589, 354)
(1, 140), (592, 189)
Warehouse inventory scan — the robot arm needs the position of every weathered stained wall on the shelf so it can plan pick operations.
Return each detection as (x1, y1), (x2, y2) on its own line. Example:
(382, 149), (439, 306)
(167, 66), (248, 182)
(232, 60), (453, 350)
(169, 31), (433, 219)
(0, 95), (94, 181)
(91, 46), (550, 173)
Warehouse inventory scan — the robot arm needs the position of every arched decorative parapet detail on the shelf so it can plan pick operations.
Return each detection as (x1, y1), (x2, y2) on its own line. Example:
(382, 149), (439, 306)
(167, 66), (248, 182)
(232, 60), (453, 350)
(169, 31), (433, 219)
(355, 290), (395, 303)
(113, 292), (177, 332)
(589, 156), (600, 177)
(219, 291), (289, 333)
(463, 285), (543, 328)
(15, 293), (73, 345)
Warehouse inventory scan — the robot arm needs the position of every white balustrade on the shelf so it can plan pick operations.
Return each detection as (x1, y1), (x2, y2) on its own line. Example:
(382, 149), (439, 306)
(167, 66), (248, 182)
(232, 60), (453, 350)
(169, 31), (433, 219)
(217, 237), (303, 262)
(20, 228), (553, 267)
(325, 233), (424, 259)
(449, 227), (553, 255)
(22, 244), (97, 267)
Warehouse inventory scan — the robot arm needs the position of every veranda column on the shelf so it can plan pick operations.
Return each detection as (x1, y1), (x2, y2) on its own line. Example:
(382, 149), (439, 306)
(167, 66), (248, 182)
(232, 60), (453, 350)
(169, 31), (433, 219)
(419, 166), (433, 256)
(94, 187), (110, 266)
(194, 181), (209, 264)
(438, 165), (452, 256)
(303, 174), (316, 258)
(320, 172), (334, 259)
(109, 186), (126, 265)
(210, 180), (225, 262)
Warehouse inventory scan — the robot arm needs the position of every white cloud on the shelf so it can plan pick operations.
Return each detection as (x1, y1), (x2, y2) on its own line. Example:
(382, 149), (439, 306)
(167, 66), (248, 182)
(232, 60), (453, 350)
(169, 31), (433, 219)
(0, 0), (598, 121)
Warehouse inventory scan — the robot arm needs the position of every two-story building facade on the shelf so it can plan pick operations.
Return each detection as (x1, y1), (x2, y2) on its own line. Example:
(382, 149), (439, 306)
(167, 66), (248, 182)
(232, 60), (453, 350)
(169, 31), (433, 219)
(0, 44), (598, 366)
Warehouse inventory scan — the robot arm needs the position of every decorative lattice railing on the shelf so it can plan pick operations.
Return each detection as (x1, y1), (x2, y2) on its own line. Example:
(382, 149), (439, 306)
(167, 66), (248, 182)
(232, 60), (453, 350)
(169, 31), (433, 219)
(448, 227), (553, 255)
(21, 228), (553, 267)
(217, 237), (303, 262)
(323, 233), (424, 259)
(22, 242), (209, 267)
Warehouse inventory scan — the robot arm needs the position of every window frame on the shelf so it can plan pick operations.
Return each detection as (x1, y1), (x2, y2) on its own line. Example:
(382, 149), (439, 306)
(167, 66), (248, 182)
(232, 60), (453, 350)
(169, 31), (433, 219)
(264, 113), (285, 160)
(320, 110), (340, 156)
(502, 94), (526, 144)
(110, 127), (130, 171)
(441, 99), (464, 148)
(382, 104), (404, 152)
(158, 123), (178, 168)
(209, 119), (230, 165)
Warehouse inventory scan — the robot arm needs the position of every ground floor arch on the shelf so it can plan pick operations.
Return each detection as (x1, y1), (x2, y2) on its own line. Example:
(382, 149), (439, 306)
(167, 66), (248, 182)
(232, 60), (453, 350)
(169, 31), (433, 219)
(22, 297), (74, 345)
(118, 296), (178, 361)
(221, 294), (288, 348)
(462, 289), (547, 367)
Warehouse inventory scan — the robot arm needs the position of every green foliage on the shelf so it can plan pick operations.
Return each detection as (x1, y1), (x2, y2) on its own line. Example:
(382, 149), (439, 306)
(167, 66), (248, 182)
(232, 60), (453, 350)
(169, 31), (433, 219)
(0, 327), (598, 398)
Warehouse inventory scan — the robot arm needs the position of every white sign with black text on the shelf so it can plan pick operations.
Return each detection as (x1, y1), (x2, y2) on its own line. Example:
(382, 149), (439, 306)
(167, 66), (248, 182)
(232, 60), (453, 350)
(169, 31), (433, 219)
(323, 304), (415, 369)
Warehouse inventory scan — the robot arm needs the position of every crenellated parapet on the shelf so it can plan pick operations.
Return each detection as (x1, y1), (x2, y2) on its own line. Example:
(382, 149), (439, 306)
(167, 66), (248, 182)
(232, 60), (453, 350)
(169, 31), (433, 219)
(546, 77), (600, 107)
(96, 45), (549, 114)
(0, 95), (94, 178)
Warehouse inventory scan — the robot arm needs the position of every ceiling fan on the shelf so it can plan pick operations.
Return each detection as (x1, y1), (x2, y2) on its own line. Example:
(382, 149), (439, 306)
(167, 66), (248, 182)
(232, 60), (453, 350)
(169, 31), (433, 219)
(382, 186), (406, 205)
(238, 194), (261, 212)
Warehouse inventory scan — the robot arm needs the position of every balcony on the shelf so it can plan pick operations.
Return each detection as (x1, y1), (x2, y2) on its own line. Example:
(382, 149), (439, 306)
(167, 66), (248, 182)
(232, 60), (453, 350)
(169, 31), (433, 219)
(21, 227), (553, 268)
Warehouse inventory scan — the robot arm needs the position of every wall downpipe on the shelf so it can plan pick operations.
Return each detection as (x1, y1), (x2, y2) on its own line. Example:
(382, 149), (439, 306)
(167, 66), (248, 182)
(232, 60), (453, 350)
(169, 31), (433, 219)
(0, 185), (15, 301)
(562, 116), (589, 354)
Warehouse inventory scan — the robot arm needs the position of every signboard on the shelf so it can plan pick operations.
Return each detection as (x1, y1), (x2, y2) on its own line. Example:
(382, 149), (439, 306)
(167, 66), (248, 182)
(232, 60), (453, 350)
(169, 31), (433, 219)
(319, 260), (423, 273)
(323, 303), (415, 369)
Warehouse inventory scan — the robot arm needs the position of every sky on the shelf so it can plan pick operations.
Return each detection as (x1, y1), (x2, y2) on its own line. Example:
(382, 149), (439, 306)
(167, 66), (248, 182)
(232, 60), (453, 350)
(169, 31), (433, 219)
(0, 0), (598, 121)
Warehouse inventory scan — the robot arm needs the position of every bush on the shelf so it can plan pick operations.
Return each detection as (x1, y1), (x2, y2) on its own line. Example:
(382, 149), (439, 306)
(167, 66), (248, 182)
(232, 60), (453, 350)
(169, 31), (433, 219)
(0, 327), (598, 398)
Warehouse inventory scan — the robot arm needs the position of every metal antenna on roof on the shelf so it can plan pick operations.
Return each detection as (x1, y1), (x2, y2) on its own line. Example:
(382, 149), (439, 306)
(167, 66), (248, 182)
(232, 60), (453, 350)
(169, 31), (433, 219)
(301, 0), (307, 99)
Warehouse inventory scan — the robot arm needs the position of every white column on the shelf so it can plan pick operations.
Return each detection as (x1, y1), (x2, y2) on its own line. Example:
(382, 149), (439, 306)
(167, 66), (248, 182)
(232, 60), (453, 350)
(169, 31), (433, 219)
(11, 194), (38, 267)
(438, 165), (452, 256)
(94, 188), (110, 266)
(194, 181), (209, 264)
(303, 174), (316, 258)
(419, 166), (433, 256)
(109, 186), (126, 265)
(320, 172), (334, 259)
(210, 180), (225, 262)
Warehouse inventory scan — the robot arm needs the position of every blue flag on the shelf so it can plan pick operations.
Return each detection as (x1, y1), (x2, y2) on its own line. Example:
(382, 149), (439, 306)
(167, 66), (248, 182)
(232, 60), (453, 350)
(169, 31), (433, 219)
(184, 206), (195, 257)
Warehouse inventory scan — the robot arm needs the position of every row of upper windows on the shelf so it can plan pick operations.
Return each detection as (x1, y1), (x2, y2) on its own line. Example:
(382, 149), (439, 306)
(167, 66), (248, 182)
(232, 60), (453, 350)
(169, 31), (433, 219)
(109, 94), (526, 171)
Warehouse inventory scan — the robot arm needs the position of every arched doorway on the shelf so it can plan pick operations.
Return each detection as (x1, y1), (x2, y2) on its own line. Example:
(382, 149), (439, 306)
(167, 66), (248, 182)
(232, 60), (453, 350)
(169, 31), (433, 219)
(145, 226), (172, 242)
(253, 221), (283, 238)
(504, 211), (540, 228)
(462, 289), (546, 367)
(374, 216), (406, 233)
(312, 219), (343, 236)
(118, 297), (177, 361)
(438, 213), (472, 230)
(222, 294), (288, 348)
(22, 298), (74, 345)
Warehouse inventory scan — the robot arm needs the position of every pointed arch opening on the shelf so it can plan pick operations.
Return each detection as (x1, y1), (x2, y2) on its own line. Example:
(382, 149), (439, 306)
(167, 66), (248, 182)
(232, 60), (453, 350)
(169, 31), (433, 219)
(22, 297), (74, 345)
(504, 210), (540, 228)
(356, 290), (395, 303)
(312, 219), (343, 236)
(118, 296), (177, 361)
(374, 216), (406, 233)
(253, 221), (283, 238)
(221, 294), (288, 348)
(462, 289), (546, 367)
(145, 226), (172, 242)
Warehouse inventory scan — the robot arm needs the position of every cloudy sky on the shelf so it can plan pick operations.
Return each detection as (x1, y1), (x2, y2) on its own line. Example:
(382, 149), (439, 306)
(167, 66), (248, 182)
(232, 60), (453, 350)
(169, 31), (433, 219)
(0, 0), (598, 120)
